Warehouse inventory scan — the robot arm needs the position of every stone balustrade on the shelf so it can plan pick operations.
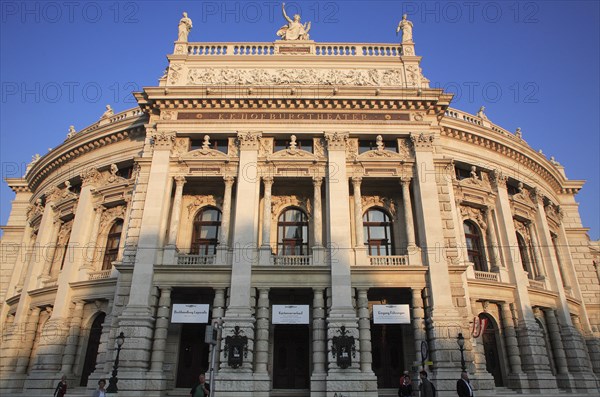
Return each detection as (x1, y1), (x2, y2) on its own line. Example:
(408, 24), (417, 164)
(272, 255), (312, 266)
(368, 255), (408, 266)
(474, 270), (499, 282)
(528, 279), (546, 289)
(177, 254), (217, 265)
(88, 269), (113, 281)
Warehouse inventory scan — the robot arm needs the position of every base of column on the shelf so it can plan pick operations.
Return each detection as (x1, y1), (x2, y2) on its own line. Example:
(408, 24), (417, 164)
(516, 321), (559, 393)
(506, 373), (529, 391)
(310, 372), (326, 397)
(258, 247), (272, 266)
(325, 371), (378, 397)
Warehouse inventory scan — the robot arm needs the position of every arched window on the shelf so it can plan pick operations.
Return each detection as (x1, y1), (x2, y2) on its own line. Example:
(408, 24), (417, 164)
(277, 208), (308, 255)
(464, 220), (487, 271)
(102, 220), (123, 270)
(191, 207), (221, 255)
(516, 232), (534, 279)
(363, 208), (393, 256)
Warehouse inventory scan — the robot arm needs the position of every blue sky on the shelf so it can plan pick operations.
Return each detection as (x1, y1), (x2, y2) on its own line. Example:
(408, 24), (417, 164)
(1, 0), (599, 239)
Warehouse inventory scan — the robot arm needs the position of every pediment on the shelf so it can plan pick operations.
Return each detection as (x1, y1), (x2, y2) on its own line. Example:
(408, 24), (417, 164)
(268, 148), (316, 161)
(182, 148), (229, 159)
(357, 148), (405, 160)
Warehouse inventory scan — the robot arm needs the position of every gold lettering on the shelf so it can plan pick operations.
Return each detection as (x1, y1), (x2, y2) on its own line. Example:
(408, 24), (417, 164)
(218, 114), (225, 120)
(362, 114), (367, 120)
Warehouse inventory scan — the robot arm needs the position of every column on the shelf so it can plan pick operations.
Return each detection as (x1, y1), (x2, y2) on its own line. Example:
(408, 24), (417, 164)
(400, 177), (416, 249)
(217, 176), (235, 264)
(312, 288), (327, 378)
(410, 133), (463, 382)
(39, 218), (61, 280)
(150, 287), (171, 372)
(164, 176), (186, 265)
(500, 302), (526, 389)
(259, 177), (274, 266)
(352, 176), (364, 248)
(211, 288), (226, 375)
(528, 222), (546, 280)
(82, 205), (104, 270)
(491, 175), (555, 390)
(254, 288), (270, 374)
(60, 300), (85, 374)
(485, 206), (501, 272)
(411, 288), (426, 369)
(357, 288), (373, 373)
(543, 309), (570, 375)
(15, 306), (42, 374)
(167, 176), (186, 246)
(312, 177), (325, 266)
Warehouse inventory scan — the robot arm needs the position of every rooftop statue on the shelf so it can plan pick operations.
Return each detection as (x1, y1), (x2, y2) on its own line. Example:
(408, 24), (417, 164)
(178, 12), (193, 42)
(101, 105), (114, 119)
(477, 106), (488, 120)
(277, 3), (311, 40)
(396, 14), (413, 43)
(67, 125), (76, 139)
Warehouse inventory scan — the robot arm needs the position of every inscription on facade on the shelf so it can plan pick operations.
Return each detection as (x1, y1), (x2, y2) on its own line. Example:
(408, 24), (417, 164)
(178, 112), (410, 122)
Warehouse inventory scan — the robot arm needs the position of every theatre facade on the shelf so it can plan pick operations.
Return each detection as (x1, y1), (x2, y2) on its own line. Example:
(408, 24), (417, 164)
(1, 12), (599, 397)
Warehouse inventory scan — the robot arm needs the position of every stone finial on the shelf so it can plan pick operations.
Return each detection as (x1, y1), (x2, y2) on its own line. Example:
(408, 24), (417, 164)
(289, 135), (297, 150)
(375, 135), (384, 151)
(277, 3), (311, 40)
(396, 14), (414, 43)
(202, 135), (211, 150)
(178, 12), (193, 42)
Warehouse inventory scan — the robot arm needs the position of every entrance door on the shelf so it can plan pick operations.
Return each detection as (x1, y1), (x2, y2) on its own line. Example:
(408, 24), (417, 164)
(80, 313), (105, 386)
(273, 325), (310, 389)
(176, 324), (210, 388)
(481, 315), (504, 386)
(371, 324), (403, 389)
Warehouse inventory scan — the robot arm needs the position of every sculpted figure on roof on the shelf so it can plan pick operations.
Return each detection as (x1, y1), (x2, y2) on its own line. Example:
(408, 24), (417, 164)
(277, 3), (311, 40)
(178, 12), (193, 42)
(396, 14), (414, 43)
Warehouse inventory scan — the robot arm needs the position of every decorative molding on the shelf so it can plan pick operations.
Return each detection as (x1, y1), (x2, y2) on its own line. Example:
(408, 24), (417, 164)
(81, 168), (103, 187)
(237, 131), (262, 150)
(100, 206), (126, 231)
(410, 132), (434, 151)
(489, 169), (507, 189)
(150, 131), (176, 150)
(271, 195), (311, 218)
(186, 195), (223, 217)
(185, 67), (414, 87)
(460, 205), (487, 231)
(324, 132), (349, 151)
(361, 196), (397, 219)
(259, 138), (273, 157)
(313, 138), (326, 159)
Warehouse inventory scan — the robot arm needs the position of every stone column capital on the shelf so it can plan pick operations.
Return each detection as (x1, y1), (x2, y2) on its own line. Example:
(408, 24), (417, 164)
(400, 176), (412, 184)
(351, 176), (362, 185)
(262, 176), (274, 186)
(489, 169), (507, 189)
(410, 132), (435, 151)
(223, 175), (236, 186)
(312, 176), (323, 187)
(174, 175), (187, 186)
(81, 168), (103, 187)
(150, 130), (176, 150)
(324, 131), (349, 151)
(237, 131), (262, 150)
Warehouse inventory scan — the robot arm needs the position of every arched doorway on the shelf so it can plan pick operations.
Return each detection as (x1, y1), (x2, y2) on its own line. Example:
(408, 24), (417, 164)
(80, 313), (105, 386)
(480, 313), (504, 387)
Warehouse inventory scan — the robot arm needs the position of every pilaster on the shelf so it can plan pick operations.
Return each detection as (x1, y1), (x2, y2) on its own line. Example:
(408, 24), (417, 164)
(259, 176), (274, 266)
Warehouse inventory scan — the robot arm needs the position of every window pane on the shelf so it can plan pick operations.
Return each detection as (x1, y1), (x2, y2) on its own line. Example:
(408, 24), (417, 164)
(370, 226), (386, 239)
(368, 210), (385, 222)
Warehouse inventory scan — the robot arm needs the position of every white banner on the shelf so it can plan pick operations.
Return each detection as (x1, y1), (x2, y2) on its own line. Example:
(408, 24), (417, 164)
(272, 305), (309, 324)
(373, 304), (411, 324)
(171, 304), (210, 323)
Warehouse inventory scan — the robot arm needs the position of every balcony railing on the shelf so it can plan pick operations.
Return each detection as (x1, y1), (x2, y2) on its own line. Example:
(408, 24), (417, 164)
(88, 269), (113, 281)
(368, 255), (409, 266)
(474, 271), (499, 282)
(41, 277), (59, 288)
(528, 279), (545, 290)
(177, 254), (217, 265)
(272, 255), (312, 266)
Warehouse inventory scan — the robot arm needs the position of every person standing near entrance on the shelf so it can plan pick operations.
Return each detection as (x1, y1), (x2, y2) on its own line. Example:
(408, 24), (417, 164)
(53, 375), (67, 397)
(457, 371), (474, 397)
(419, 370), (436, 397)
(398, 373), (413, 397)
(92, 379), (107, 397)
(190, 373), (210, 397)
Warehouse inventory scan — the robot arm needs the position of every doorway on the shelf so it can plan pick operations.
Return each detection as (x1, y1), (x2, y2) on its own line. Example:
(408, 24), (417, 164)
(80, 313), (105, 386)
(480, 313), (504, 387)
(176, 323), (210, 387)
(273, 325), (310, 389)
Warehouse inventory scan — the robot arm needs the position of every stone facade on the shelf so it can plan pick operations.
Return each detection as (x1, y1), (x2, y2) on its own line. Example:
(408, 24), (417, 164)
(1, 20), (599, 397)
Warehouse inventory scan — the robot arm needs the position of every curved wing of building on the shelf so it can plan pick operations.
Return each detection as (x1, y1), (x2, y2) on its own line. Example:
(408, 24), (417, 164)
(1, 14), (599, 397)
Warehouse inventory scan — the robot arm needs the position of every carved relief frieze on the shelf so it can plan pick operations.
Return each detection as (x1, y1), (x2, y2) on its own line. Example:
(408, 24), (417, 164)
(173, 137), (190, 156)
(513, 219), (531, 241)
(27, 199), (44, 223)
(259, 138), (274, 157)
(397, 138), (412, 159)
(345, 138), (358, 161)
(361, 196), (397, 219)
(186, 195), (223, 217)
(56, 220), (73, 245)
(45, 186), (62, 204)
(161, 110), (177, 121)
(271, 195), (311, 219)
(313, 138), (326, 160)
(185, 67), (412, 87)
(489, 169), (507, 190)
(228, 137), (240, 158)
(168, 63), (185, 85)
(80, 168), (103, 187)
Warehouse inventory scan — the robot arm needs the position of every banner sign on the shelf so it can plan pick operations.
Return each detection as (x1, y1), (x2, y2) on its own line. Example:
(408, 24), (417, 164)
(373, 304), (411, 324)
(171, 304), (210, 323)
(272, 305), (309, 324)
